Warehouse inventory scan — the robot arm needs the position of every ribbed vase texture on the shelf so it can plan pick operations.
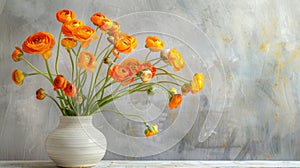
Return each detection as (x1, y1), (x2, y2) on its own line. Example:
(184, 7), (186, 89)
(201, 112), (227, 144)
(45, 116), (107, 167)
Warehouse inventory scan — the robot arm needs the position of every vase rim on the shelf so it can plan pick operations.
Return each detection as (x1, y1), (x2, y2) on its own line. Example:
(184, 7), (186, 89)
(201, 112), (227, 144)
(60, 115), (93, 119)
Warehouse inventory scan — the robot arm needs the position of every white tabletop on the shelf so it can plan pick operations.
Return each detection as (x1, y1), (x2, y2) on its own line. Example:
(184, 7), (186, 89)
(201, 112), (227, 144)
(0, 160), (300, 168)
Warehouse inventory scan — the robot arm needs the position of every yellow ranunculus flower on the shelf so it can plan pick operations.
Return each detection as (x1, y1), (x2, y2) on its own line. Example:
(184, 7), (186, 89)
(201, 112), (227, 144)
(191, 73), (204, 94)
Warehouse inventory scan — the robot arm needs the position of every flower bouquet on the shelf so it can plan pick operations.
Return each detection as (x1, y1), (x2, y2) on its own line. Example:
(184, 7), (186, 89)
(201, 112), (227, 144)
(11, 9), (205, 138)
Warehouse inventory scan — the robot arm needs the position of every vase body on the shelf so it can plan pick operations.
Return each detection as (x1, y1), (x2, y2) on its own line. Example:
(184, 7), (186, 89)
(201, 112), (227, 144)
(45, 116), (107, 168)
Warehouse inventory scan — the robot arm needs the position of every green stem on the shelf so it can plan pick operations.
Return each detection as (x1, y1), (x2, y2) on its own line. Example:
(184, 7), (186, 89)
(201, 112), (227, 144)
(46, 94), (64, 115)
(45, 59), (54, 83)
(156, 68), (190, 82)
(97, 44), (112, 60)
(144, 51), (152, 62)
(153, 59), (161, 65)
(75, 46), (82, 86)
(98, 109), (147, 124)
(55, 31), (62, 75)
(100, 57), (117, 99)
(67, 49), (75, 83)
(148, 58), (160, 62)
(23, 58), (50, 81)
(94, 32), (103, 55)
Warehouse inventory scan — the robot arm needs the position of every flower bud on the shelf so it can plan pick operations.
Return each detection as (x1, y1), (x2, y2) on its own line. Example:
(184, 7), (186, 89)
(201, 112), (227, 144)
(107, 36), (114, 44)
(140, 69), (152, 82)
(11, 46), (24, 62)
(103, 57), (113, 65)
(76, 95), (83, 104)
(181, 83), (191, 95)
(169, 87), (177, 95)
(144, 124), (158, 137)
(160, 49), (170, 63)
(36, 88), (46, 100)
(147, 86), (156, 96)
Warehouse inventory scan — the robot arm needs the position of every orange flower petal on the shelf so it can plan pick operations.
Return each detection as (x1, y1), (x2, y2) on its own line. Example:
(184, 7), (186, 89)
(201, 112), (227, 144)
(56, 9), (76, 23)
(167, 48), (186, 72)
(77, 50), (97, 73)
(145, 36), (165, 52)
(22, 32), (55, 60)
(64, 83), (77, 98)
(169, 94), (182, 109)
(53, 75), (68, 91)
(12, 69), (24, 86)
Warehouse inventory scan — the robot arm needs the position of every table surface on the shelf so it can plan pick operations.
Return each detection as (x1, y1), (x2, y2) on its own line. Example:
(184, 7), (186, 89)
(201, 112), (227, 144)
(0, 160), (300, 168)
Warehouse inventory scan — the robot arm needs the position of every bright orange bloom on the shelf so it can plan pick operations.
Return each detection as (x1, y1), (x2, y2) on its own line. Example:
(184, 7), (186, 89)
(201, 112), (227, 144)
(191, 73), (204, 94)
(114, 32), (137, 54)
(108, 21), (120, 36)
(64, 83), (77, 98)
(53, 75), (67, 91)
(167, 48), (186, 72)
(56, 9), (76, 23)
(22, 32), (55, 60)
(62, 19), (84, 37)
(109, 65), (134, 86)
(11, 46), (24, 62)
(36, 88), (46, 100)
(61, 38), (77, 49)
(72, 26), (97, 48)
(121, 58), (142, 74)
(144, 124), (158, 137)
(77, 50), (97, 73)
(12, 69), (24, 86)
(169, 94), (182, 109)
(181, 83), (191, 95)
(145, 36), (165, 52)
(90, 12), (106, 27)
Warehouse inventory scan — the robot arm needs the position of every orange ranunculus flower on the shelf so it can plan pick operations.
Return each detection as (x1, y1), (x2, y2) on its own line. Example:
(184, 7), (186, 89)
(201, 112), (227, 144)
(90, 12), (106, 27)
(181, 83), (191, 95)
(114, 32), (137, 54)
(169, 94), (182, 109)
(36, 88), (46, 100)
(12, 46), (24, 62)
(72, 26), (97, 48)
(121, 58), (142, 74)
(144, 124), (158, 138)
(22, 32), (55, 60)
(56, 9), (76, 23)
(191, 73), (204, 94)
(145, 36), (165, 52)
(62, 19), (84, 37)
(109, 65), (134, 86)
(108, 21), (120, 36)
(61, 38), (77, 49)
(167, 48), (186, 72)
(77, 50), (97, 73)
(64, 83), (77, 98)
(53, 75), (68, 91)
(12, 69), (25, 86)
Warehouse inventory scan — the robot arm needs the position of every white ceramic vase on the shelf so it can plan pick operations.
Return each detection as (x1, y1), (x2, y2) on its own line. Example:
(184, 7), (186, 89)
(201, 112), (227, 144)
(45, 116), (107, 168)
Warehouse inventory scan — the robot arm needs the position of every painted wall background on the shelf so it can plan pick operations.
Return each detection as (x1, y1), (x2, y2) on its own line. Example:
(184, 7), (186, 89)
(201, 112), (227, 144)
(1, 0), (300, 160)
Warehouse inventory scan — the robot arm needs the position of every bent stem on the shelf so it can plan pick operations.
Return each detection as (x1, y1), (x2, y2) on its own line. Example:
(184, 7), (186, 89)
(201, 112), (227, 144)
(99, 109), (148, 126)
(23, 58), (50, 81)
(144, 51), (152, 62)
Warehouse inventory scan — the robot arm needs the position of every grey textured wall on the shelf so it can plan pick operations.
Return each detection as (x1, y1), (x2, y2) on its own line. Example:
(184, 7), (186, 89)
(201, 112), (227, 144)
(1, 0), (300, 160)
